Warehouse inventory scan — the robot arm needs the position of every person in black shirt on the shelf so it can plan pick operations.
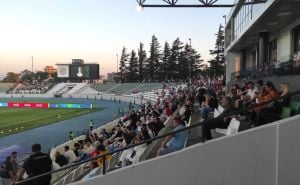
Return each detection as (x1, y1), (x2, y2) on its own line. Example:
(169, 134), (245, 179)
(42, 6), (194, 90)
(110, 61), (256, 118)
(203, 96), (237, 140)
(54, 151), (68, 167)
(16, 143), (52, 185)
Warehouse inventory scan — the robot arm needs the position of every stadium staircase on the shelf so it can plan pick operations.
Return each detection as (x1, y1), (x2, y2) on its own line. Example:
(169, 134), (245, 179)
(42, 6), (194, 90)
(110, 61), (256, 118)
(65, 83), (88, 94)
(47, 83), (91, 95)
(104, 83), (122, 94)
(47, 83), (70, 95)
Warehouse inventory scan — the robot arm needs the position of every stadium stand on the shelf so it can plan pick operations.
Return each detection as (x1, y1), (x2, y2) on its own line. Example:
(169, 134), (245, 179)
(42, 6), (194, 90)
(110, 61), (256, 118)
(6, 77), (300, 185)
(13, 80), (55, 94)
(105, 83), (141, 95)
(0, 83), (15, 93)
(91, 83), (119, 93)
(127, 83), (163, 94)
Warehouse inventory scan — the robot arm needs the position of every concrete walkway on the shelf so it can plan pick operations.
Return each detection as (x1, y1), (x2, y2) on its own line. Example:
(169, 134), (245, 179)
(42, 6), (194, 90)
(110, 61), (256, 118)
(187, 104), (204, 146)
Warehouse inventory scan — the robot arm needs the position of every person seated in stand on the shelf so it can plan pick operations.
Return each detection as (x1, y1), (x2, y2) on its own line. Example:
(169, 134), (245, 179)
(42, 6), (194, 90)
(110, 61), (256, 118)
(0, 156), (16, 185)
(256, 80), (264, 95)
(229, 84), (241, 99)
(157, 117), (188, 156)
(200, 90), (218, 121)
(276, 82), (291, 109)
(96, 144), (111, 168)
(64, 146), (77, 164)
(152, 117), (164, 135)
(255, 81), (280, 125)
(54, 151), (68, 167)
(202, 96), (237, 140)
(118, 133), (147, 167)
(244, 81), (258, 102)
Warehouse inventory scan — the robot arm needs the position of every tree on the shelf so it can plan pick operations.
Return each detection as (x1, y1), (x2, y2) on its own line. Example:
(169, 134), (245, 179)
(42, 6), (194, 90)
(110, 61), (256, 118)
(169, 38), (184, 80)
(138, 42), (147, 82)
(34, 71), (49, 82)
(20, 69), (34, 82)
(148, 35), (161, 81)
(207, 24), (225, 77)
(119, 47), (129, 82)
(162, 41), (171, 81)
(128, 50), (139, 81)
(2, 72), (20, 83)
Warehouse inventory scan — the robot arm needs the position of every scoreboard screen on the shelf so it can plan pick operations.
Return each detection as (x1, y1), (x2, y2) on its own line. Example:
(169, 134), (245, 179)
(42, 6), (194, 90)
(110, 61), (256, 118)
(57, 63), (99, 80)
(70, 65), (90, 78)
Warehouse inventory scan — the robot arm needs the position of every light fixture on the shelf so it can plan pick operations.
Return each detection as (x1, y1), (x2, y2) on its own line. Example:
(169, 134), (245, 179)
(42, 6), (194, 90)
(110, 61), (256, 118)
(277, 12), (292, 17)
(266, 22), (278, 26)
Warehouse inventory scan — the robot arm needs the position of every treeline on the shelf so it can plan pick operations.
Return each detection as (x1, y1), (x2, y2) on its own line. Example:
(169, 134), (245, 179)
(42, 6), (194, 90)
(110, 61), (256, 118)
(1, 70), (53, 83)
(116, 35), (203, 82)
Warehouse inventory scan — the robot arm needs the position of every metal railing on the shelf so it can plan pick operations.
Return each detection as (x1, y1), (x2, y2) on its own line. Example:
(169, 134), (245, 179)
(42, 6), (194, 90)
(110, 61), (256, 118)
(230, 60), (300, 81)
(15, 90), (300, 185)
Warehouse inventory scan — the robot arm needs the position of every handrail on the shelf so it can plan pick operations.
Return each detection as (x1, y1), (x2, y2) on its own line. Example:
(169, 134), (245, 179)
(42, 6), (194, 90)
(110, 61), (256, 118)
(15, 90), (300, 185)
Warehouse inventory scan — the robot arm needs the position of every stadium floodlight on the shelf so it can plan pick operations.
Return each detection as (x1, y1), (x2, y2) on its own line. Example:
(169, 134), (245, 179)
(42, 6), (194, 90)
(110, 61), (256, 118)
(136, 0), (267, 8)
(137, 5), (144, 11)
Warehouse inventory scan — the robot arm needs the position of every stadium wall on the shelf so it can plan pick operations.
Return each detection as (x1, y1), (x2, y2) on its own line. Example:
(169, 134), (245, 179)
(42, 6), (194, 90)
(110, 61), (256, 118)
(72, 115), (300, 185)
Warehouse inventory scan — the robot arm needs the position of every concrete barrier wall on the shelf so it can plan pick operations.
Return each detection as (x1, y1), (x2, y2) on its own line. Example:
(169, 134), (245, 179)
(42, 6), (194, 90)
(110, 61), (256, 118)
(72, 115), (300, 185)
(0, 93), (147, 104)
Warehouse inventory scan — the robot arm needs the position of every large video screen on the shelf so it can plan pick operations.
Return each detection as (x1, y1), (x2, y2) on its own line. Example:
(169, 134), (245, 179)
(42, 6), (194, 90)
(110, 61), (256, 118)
(69, 64), (99, 79)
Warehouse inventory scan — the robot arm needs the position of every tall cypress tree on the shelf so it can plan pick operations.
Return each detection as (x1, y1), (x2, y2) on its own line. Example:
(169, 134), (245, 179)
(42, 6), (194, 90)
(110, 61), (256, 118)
(119, 47), (129, 82)
(208, 24), (225, 77)
(138, 42), (147, 82)
(162, 41), (171, 81)
(128, 50), (139, 81)
(169, 38), (184, 80)
(148, 35), (161, 81)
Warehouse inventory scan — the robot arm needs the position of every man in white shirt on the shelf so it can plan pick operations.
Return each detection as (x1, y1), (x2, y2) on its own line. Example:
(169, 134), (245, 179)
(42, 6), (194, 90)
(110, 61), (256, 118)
(64, 146), (77, 164)
(246, 82), (257, 101)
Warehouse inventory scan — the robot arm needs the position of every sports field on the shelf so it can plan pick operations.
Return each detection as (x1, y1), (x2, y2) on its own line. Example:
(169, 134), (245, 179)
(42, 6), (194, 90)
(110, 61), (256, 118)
(0, 107), (101, 137)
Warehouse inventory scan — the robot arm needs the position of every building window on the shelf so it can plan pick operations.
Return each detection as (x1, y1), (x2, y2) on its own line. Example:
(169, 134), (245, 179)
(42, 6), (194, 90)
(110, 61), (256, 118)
(269, 39), (277, 64)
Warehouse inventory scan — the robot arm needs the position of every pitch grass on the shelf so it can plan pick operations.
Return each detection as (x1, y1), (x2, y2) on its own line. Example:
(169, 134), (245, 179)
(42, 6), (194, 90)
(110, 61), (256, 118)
(0, 107), (102, 137)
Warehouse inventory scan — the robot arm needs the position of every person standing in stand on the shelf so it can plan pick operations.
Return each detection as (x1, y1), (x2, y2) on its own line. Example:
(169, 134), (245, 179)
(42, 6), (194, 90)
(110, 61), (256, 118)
(89, 120), (94, 131)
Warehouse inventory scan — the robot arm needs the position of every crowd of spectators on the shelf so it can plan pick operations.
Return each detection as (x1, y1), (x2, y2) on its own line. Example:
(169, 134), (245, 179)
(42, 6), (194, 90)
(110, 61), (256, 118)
(14, 79), (55, 94)
(0, 77), (294, 185)
(55, 84), (193, 172)
(197, 79), (291, 140)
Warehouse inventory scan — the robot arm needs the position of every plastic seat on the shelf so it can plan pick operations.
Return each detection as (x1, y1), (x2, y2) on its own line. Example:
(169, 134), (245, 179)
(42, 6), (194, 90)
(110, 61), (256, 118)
(215, 117), (240, 136)
(281, 107), (291, 119)
(289, 101), (300, 115)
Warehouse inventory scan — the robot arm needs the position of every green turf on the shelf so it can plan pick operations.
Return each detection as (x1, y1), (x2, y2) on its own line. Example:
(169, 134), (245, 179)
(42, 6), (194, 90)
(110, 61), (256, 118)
(0, 107), (102, 137)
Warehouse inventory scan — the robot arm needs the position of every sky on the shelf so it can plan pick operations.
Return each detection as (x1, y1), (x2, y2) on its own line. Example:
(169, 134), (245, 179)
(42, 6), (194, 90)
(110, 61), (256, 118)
(0, 0), (233, 79)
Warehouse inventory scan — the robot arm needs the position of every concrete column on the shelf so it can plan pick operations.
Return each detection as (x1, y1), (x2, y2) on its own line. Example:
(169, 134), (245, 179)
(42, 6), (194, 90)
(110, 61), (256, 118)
(258, 32), (269, 66)
(240, 49), (247, 70)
